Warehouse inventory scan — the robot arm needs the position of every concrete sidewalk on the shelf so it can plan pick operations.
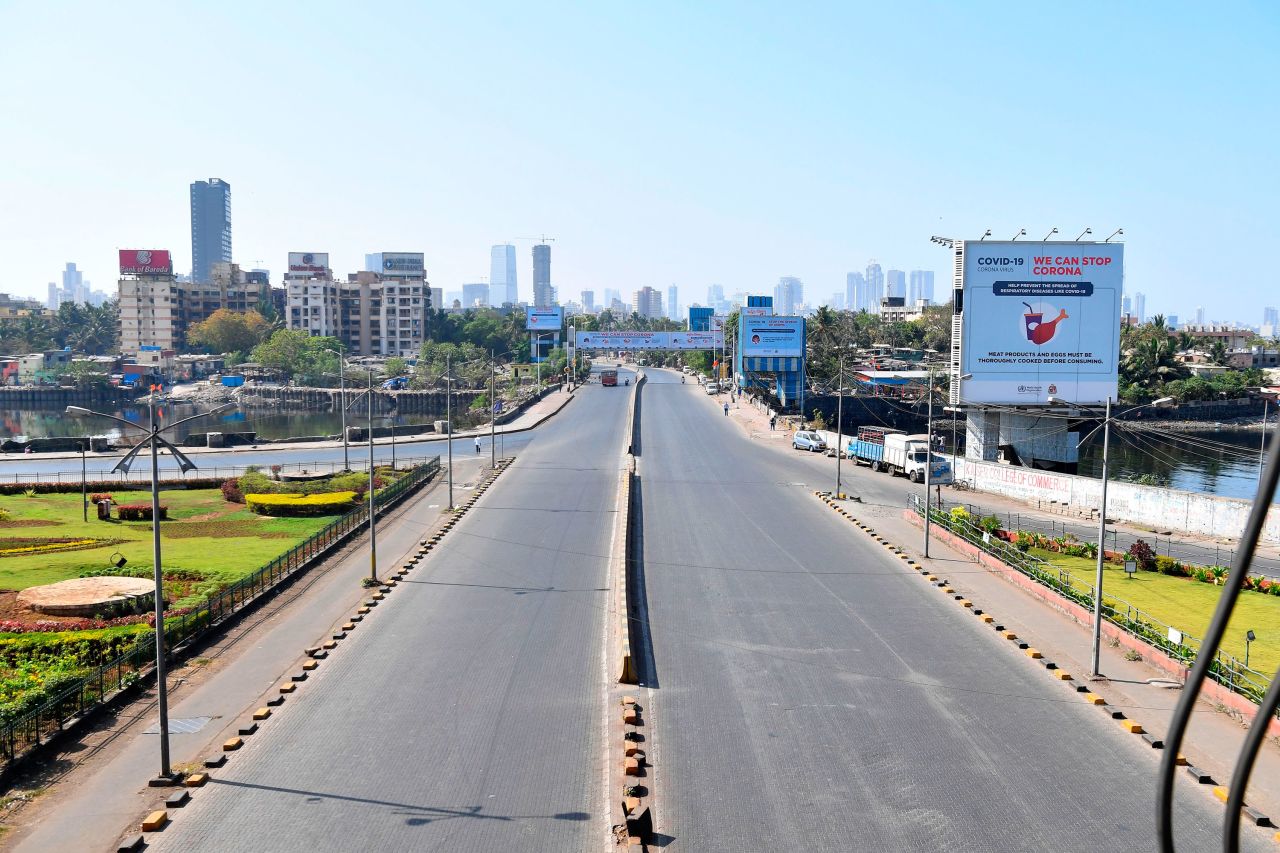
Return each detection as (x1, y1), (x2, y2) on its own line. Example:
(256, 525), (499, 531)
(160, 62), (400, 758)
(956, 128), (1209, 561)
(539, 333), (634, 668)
(3, 459), (489, 853)
(0, 384), (577, 465)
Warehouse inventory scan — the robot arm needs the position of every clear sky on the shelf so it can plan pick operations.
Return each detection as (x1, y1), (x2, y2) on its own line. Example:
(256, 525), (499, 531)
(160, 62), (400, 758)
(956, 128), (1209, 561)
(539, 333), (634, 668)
(1, 1), (1276, 323)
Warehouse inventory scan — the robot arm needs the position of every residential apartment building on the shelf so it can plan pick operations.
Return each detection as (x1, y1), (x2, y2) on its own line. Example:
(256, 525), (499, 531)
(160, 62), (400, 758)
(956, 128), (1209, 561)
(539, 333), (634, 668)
(490, 244), (517, 306)
(119, 274), (179, 351)
(286, 253), (429, 356)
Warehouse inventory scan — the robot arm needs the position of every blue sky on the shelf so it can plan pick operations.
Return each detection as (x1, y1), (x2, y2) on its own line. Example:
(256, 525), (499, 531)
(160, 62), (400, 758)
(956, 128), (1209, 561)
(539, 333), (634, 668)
(1, 1), (1276, 322)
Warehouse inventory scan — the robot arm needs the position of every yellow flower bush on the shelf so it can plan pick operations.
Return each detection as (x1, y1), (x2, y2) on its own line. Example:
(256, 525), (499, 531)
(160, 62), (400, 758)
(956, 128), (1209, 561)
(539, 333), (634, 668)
(244, 492), (356, 517)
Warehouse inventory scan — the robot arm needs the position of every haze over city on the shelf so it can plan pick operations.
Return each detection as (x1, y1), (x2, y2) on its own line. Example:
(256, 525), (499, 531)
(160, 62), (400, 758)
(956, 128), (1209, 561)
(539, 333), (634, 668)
(1, 1), (1277, 323)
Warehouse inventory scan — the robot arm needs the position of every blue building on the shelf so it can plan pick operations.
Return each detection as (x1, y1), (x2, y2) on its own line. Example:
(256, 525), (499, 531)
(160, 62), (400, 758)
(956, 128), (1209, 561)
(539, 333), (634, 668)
(688, 306), (715, 331)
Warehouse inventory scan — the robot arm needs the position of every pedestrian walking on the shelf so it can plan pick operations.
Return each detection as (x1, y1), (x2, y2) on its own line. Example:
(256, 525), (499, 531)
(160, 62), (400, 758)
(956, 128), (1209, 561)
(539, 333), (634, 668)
(474, 436), (481, 454)
(723, 402), (729, 416)
(769, 415), (777, 431)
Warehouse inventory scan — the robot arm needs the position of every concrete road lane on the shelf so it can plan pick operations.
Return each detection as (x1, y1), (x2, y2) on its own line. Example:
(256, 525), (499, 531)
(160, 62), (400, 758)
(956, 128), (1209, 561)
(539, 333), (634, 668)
(637, 368), (1266, 852)
(144, 374), (632, 853)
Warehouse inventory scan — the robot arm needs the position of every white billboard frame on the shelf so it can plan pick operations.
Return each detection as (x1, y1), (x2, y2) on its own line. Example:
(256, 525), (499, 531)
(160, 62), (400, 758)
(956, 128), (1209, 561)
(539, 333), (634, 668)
(957, 240), (1121, 406)
(525, 306), (564, 331)
(574, 330), (723, 351)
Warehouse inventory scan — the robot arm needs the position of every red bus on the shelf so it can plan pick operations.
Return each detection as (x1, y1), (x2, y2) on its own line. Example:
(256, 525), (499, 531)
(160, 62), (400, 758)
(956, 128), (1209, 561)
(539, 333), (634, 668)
(601, 369), (618, 386)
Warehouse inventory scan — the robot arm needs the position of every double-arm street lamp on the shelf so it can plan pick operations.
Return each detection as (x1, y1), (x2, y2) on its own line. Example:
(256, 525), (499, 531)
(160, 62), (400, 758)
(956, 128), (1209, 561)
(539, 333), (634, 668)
(67, 393), (234, 783)
(1050, 394), (1174, 677)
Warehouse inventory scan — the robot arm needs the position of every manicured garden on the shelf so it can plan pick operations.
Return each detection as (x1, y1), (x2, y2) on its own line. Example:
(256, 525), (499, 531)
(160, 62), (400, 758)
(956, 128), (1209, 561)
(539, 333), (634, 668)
(0, 465), (402, 727)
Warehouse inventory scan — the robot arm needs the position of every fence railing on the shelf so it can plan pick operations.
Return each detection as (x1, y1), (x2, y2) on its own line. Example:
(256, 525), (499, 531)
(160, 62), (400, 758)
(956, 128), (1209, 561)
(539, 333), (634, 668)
(909, 494), (1275, 712)
(0, 457), (441, 770)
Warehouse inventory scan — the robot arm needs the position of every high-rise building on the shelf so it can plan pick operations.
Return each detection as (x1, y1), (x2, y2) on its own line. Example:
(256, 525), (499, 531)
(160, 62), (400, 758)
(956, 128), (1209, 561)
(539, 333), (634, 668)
(1263, 306), (1278, 328)
(1167, 314), (1180, 330)
(532, 243), (553, 307)
(667, 285), (679, 320)
(47, 262), (89, 308)
(774, 277), (803, 316)
(865, 262), (884, 312)
(908, 270), (935, 305)
(707, 283), (725, 311)
(845, 272), (863, 313)
(462, 282), (489, 308)
(1122, 295), (1132, 317)
(1133, 292), (1146, 323)
(886, 270), (906, 299)
(603, 288), (621, 310)
(1195, 305), (1205, 325)
(581, 290), (595, 312)
(190, 178), (232, 284)
(633, 286), (663, 319)
(490, 244), (517, 305)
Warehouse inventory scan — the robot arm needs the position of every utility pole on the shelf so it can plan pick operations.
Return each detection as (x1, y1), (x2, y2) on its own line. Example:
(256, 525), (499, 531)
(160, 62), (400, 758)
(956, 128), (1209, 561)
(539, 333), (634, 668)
(1262, 399), (1270, 482)
(81, 440), (88, 522)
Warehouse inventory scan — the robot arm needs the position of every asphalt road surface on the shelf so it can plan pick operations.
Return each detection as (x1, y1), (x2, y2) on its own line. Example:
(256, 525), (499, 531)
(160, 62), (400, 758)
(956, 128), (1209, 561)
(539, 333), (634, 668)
(145, 371), (631, 852)
(637, 368), (1264, 852)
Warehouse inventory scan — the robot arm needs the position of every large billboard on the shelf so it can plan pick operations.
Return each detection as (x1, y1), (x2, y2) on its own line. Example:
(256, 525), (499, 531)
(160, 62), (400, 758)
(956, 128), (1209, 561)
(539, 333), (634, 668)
(288, 252), (329, 274)
(741, 316), (804, 357)
(575, 331), (723, 350)
(960, 241), (1122, 404)
(119, 249), (172, 275)
(525, 306), (564, 331)
(381, 252), (424, 276)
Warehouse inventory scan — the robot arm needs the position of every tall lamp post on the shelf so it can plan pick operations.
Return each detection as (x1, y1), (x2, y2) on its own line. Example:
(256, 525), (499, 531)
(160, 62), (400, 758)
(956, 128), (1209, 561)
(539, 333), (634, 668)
(344, 363), (383, 583)
(833, 347), (850, 499)
(443, 355), (456, 509)
(923, 367), (970, 557)
(67, 395), (234, 783)
(1052, 393), (1173, 677)
(324, 343), (350, 471)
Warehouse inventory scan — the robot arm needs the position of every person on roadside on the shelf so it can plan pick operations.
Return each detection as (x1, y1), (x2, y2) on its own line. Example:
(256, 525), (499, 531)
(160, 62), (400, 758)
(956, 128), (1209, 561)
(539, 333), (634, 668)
(474, 436), (481, 454)
(769, 414), (777, 431)
(723, 402), (729, 416)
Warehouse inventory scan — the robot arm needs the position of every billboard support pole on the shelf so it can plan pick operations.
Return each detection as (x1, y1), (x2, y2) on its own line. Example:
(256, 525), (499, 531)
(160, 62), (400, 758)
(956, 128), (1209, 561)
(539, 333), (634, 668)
(1090, 395), (1112, 678)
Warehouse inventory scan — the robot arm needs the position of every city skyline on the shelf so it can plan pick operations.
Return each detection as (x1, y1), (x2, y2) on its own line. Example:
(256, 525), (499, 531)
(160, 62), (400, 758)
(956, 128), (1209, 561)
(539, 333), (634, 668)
(1, 4), (1276, 323)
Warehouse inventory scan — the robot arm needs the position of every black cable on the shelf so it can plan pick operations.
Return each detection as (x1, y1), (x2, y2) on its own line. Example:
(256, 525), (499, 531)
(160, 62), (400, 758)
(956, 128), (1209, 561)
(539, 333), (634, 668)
(1225, 664), (1280, 852)
(1156, 420), (1280, 852)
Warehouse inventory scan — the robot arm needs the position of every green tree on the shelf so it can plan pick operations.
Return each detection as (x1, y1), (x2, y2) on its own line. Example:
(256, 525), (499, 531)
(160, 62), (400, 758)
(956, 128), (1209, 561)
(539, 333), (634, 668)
(188, 309), (271, 354)
(251, 330), (340, 382)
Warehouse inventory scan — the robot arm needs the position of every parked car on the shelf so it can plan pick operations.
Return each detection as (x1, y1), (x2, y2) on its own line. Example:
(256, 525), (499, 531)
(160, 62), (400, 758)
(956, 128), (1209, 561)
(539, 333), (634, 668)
(705, 382), (719, 395)
(793, 431), (827, 452)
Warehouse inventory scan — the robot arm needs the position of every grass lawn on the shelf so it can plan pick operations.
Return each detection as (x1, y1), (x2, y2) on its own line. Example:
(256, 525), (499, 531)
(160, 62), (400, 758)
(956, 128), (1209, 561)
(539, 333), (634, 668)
(1031, 547), (1280, 676)
(0, 488), (337, 601)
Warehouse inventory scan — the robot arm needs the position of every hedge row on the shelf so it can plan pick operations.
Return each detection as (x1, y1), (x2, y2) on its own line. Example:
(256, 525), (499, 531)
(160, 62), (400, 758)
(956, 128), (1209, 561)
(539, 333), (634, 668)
(245, 491), (356, 517)
(116, 504), (168, 521)
(0, 478), (223, 496)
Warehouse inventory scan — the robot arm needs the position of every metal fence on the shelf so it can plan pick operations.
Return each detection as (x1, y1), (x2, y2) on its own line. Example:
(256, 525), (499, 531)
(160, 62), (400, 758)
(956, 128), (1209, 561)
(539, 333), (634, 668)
(909, 495), (1275, 712)
(939, 495), (1280, 580)
(0, 457), (441, 768)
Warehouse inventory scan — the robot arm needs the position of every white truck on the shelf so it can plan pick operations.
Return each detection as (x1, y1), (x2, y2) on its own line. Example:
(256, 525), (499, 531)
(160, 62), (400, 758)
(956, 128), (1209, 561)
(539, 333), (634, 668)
(884, 433), (952, 484)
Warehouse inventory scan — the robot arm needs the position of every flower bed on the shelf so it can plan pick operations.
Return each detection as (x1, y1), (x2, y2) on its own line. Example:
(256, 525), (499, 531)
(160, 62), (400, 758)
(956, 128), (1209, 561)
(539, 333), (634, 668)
(0, 537), (118, 557)
(244, 492), (356, 517)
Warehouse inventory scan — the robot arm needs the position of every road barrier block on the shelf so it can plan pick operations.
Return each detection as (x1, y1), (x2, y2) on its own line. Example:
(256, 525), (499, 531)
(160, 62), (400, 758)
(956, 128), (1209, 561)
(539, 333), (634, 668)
(223, 737), (243, 751)
(165, 790), (190, 808)
(926, 575), (938, 582)
(1175, 754), (1189, 765)
(267, 695), (284, 707)
(980, 614), (995, 623)
(1186, 766), (1215, 784)
(1213, 786), (1229, 803)
(1122, 720), (1143, 734)
(624, 757), (640, 776)
(1024, 648), (1042, 659)
(623, 708), (640, 726)
(1000, 631), (1017, 640)
(624, 796), (641, 815)
(1084, 693), (1105, 706)
(116, 834), (144, 852)
(342, 621), (356, 630)
(238, 722), (258, 735)
(1241, 805), (1271, 827)
(185, 773), (208, 787)
(959, 599), (973, 608)
(253, 708), (271, 721)
(624, 741), (640, 757)
(1054, 671), (1072, 681)
(302, 660), (318, 671)
(323, 640), (337, 649)
(141, 811), (168, 832)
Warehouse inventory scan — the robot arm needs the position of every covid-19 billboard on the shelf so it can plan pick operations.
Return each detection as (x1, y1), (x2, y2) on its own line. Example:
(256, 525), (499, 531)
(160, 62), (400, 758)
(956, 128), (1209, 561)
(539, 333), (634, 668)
(525, 306), (564, 331)
(741, 316), (804, 357)
(959, 242), (1121, 405)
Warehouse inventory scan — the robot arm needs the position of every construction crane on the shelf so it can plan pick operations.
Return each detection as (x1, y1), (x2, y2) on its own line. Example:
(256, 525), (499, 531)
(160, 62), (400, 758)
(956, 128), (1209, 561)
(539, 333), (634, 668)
(513, 235), (556, 245)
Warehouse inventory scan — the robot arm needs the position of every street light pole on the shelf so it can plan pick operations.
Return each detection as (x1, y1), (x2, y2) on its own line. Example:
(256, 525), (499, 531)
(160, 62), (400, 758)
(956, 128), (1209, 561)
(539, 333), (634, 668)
(446, 354), (454, 509)
(367, 368), (377, 584)
(924, 363), (935, 558)
(337, 347), (349, 471)
(147, 393), (171, 776)
(835, 351), (844, 498)
(1090, 395), (1113, 678)
(1262, 399), (1270, 482)
(490, 351), (496, 468)
(66, 397), (229, 784)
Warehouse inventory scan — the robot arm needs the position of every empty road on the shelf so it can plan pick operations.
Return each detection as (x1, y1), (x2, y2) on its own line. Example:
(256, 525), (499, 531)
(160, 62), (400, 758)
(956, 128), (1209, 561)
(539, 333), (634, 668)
(145, 372), (629, 852)
(636, 367), (1263, 851)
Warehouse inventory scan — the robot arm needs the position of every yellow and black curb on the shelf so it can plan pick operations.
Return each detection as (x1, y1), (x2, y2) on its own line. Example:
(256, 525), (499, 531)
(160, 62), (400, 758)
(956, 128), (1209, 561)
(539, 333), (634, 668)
(122, 460), (515, 849)
(811, 490), (1279, 836)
